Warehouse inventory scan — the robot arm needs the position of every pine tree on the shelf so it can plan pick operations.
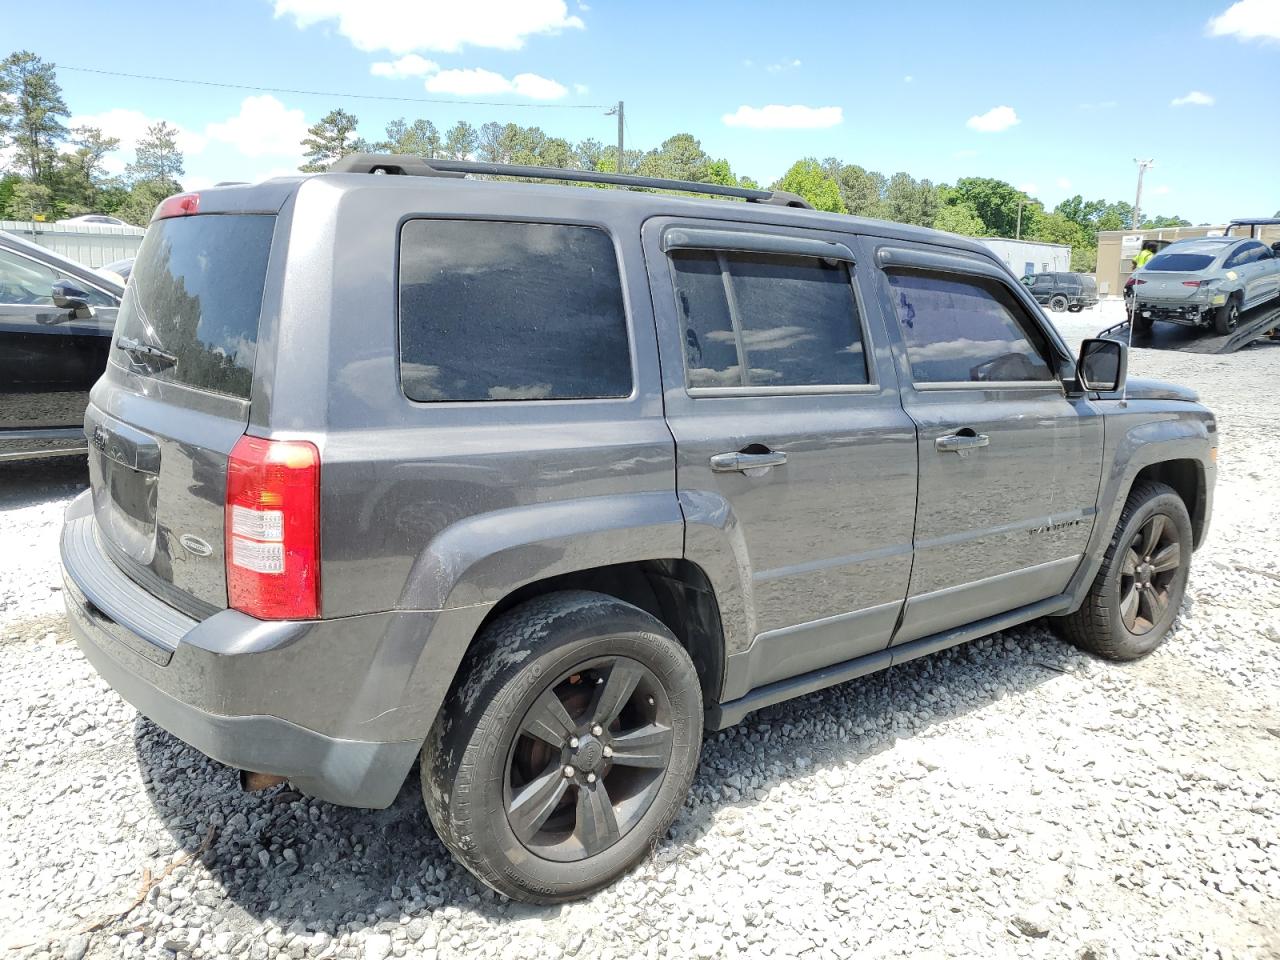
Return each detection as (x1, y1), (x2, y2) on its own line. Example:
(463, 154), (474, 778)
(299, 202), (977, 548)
(0, 51), (69, 184)
(126, 121), (185, 190)
(299, 109), (361, 172)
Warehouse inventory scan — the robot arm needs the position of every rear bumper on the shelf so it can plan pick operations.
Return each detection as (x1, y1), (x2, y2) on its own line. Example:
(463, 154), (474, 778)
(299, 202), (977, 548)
(59, 491), (488, 808)
(1135, 300), (1213, 326)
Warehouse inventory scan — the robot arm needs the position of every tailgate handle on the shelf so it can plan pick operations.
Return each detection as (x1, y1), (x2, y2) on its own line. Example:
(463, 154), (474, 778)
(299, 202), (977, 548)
(935, 430), (990, 454)
(710, 448), (788, 474)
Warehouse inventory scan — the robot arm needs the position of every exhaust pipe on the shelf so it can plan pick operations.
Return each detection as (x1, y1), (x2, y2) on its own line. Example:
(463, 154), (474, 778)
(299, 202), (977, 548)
(240, 770), (288, 792)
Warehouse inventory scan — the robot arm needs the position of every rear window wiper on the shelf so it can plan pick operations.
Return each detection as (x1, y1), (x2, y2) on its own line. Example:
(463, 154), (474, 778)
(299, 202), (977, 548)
(116, 335), (178, 369)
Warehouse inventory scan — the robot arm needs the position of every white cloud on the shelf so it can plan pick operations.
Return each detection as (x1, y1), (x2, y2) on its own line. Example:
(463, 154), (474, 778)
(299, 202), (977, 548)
(183, 175), (218, 191)
(370, 54), (439, 78)
(1018, 182), (1039, 195)
(721, 104), (843, 129)
(903, 75), (913, 83)
(69, 108), (207, 157)
(765, 58), (802, 73)
(424, 68), (567, 99)
(205, 96), (309, 158)
(1207, 0), (1280, 42)
(573, 83), (589, 95)
(1056, 177), (1072, 190)
(1171, 90), (1214, 106)
(966, 105), (1019, 132)
(272, 0), (584, 54)
(1153, 185), (1171, 195)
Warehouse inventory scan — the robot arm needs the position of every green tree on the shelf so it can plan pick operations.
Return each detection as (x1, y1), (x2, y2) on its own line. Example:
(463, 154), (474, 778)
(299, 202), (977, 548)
(1140, 214), (1191, 228)
(116, 180), (173, 226)
(772, 159), (845, 213)
(949, 177), (1031, 237)
(1095, 201), (1133, 233)
(382, 117), (441, 157)
(0, 51), (69, 184)
(883, 172), (939, 227)
(1, 180), (53, 220)
(126, 121), (184, 190)
(636, 133), (711, 182)
(830, 163), (887, 219)
(299, 109), (361, 172)
(701, 159), (736, 186)
(573, 138), (605, 170)
(54, 125), (121, 213)
(442, 120), (477, 160)
(933, 202), (985, 236)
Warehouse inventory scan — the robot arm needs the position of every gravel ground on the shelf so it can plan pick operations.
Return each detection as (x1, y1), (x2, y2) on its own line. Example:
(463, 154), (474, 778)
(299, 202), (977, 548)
(2, 300), (1278, 960)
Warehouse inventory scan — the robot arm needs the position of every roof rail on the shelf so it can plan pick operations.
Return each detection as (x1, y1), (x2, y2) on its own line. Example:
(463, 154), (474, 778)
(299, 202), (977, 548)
(327, 153), (814, 209)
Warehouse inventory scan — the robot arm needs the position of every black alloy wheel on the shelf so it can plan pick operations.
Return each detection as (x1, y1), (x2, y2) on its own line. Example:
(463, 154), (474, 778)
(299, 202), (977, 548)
(1117, 512), (1182, 635)
(505, 655), (673, 861)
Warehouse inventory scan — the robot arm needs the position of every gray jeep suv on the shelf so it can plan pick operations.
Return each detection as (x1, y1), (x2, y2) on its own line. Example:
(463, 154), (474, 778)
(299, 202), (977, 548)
(60, 157), (1216, 903)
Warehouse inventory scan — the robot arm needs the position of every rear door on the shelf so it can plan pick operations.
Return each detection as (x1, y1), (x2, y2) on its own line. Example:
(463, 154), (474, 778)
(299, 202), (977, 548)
(869, 243), (1103, 645)
(0, 244), (116, 435)
(85, 210), (275, 618)
(643, 219), (917, 699)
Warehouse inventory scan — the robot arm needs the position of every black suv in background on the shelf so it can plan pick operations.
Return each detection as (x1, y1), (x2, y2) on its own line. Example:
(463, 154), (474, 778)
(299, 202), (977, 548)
(1024, 271), (1098, 313)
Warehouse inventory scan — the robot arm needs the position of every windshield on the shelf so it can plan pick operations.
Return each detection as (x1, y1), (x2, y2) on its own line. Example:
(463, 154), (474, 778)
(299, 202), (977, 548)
(1143, 252), (1216, 272)
(115, 214), (274, 398)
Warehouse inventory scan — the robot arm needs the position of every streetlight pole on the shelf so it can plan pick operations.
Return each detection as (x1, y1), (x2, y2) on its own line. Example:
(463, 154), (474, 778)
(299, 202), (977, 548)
(1132, 158), (1154, 229)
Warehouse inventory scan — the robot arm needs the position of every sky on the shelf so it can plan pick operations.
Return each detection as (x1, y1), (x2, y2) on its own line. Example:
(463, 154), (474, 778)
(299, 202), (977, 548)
(6, 0), (1279, 225)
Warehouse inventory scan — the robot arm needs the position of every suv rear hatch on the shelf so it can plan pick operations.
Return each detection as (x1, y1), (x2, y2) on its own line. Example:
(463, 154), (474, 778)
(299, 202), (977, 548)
(86, 202), (276, 618)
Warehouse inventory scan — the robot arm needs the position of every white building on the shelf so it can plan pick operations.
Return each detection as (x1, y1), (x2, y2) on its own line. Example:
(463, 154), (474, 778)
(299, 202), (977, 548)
(0, 219), (146, 268)
(978, 237), (1072, 277)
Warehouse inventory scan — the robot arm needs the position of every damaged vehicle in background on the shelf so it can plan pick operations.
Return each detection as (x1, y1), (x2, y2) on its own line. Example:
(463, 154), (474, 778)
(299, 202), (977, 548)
(1130, 236), (1280, 335)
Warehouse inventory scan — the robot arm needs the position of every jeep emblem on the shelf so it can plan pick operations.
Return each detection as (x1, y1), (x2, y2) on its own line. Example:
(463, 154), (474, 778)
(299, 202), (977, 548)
(179, 534), (213, 558)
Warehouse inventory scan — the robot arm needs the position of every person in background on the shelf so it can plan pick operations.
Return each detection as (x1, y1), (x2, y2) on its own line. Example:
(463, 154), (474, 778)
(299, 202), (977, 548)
(1133, 241), (1157, 269)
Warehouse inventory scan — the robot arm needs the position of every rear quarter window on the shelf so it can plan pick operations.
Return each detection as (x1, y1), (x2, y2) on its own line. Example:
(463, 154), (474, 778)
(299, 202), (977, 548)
(398, 220), (632, 402)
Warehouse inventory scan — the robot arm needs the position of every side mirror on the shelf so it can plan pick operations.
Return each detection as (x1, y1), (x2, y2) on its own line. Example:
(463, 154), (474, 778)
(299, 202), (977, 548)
(1077, 338), (1127, 393)
(52, 279), (94, 318)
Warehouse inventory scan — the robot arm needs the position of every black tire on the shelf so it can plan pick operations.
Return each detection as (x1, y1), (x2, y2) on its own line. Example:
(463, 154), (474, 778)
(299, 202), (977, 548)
(1132, 313), (1154, 333)
(422, 590), (703, 903)
(1049, 295), (1069, 313)
(1214, 297), (1240, 335)
(1067, 303), (1084, 313)
(1055, 481), (1192, 661)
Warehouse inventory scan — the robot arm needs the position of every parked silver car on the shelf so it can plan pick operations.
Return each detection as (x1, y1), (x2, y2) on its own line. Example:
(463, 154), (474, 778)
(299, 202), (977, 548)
(1131, 236), (1280, 334)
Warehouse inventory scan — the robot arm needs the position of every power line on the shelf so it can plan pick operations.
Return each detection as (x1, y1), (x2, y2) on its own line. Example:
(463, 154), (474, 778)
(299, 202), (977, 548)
(53, 64), (611, 110)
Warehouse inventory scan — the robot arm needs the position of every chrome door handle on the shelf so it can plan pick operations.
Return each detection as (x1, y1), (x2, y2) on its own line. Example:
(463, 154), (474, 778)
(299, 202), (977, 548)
(709, 450), (788, 474)
(935, 432), (990, 453)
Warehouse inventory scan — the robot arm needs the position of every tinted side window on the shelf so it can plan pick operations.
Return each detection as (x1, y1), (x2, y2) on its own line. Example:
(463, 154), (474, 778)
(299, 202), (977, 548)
(399, 220), (631, 402)
(0, 249), (58, 305)
(886, 270), (1055, 384)
(670, 250), (868, 389)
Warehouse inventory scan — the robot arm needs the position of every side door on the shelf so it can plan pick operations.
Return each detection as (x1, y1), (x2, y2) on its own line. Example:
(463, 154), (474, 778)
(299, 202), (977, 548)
(642, 219), (918, 701)
(1257, 245), (1280, 302)
(1224, 242), (1264, 310)
(0, 245), (117, 434)
(868, 243), (1104, 645)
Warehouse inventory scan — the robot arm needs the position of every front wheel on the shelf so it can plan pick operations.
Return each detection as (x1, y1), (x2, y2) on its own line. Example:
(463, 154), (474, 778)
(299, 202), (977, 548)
(1214, 298), (1239, 335)
(422, 591), (704, 903)
(1054, 481), (1192, 661)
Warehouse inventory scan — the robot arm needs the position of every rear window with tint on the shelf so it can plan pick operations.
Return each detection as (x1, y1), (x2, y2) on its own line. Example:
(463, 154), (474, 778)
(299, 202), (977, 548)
(116, 215), (274, 398)
(398, 220), (631, 402)
(1144, 253), (1215, 272)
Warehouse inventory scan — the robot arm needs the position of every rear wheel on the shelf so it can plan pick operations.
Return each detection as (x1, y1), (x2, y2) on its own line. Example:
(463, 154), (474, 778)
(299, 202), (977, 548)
(422, 591), (703, 903)
(1049, 294), (1069, 313)
(1055, 482), (1192, 661)
(1132, 313), (1154, 333)
(1214, 297), (1240, 335)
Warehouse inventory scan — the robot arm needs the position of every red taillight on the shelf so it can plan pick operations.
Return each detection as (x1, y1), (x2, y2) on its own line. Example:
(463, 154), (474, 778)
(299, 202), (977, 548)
(225, 436), (320, 620)
(153, 192), (200, 221)
(1182, 280), (1203, 287)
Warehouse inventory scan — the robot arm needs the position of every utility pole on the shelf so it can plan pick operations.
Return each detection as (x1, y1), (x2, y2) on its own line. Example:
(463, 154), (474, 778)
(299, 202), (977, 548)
(606, 101), (624, 173)
(1132, 158), (1154, 229)
(1016, 199), (1026, 240)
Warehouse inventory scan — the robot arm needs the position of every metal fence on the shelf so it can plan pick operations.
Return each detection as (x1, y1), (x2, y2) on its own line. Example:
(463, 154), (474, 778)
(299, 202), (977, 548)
(0, 219), (146, 268)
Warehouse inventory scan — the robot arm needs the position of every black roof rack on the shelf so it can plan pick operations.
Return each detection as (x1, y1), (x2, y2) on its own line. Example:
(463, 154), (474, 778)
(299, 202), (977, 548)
(327, 153), (814, 209)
